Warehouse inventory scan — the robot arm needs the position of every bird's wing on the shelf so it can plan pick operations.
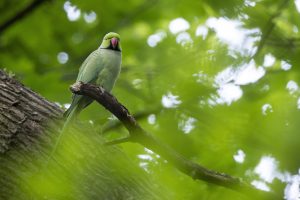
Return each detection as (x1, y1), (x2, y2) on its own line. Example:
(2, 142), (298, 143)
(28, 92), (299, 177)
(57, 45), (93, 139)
(65, 49), (105, 117)
(76, 49), (105, 83)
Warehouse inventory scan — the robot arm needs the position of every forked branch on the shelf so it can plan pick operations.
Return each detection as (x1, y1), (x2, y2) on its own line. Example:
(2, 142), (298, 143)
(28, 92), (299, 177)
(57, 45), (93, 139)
(70, 82), (276, 199)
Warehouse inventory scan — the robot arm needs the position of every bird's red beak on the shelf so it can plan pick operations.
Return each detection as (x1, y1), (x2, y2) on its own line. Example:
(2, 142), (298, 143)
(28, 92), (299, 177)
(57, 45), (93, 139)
(111, 37), (118, 49)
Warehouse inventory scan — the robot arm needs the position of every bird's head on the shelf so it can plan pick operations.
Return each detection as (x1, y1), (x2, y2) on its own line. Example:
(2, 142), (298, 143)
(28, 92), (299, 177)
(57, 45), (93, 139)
(100, 32), (121, 51)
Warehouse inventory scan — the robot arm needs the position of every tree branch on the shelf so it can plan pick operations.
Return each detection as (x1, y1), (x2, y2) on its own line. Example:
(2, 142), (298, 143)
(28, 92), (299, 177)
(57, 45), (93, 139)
(0, 0), (48, 34)
(101, 106), (161, 134)
(252, 0), (290, 59)
(70, 82), (276, 198)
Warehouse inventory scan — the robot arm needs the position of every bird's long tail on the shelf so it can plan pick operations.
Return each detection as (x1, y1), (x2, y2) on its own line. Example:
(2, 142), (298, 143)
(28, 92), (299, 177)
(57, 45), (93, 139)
(61, 104), (79, 132)
(46, 104), (79, 165)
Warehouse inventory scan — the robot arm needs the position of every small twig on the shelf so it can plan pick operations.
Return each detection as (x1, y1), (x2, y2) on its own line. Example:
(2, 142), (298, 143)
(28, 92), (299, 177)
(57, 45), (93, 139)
(104, 137), (132, 146)
(101, 106), (161, 134)
(70, 82), (277, 199)
(252, 0), (290, 59)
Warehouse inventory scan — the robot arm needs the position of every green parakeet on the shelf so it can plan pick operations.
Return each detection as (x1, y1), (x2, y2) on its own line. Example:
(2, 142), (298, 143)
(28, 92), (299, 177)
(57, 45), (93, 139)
(63, 32), (122, 129)
(49, 32), (122, 157)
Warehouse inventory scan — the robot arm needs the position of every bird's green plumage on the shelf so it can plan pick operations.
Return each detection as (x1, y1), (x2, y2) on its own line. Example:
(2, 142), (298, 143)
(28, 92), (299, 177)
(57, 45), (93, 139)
(52, 32), (122, 155)
(64, 32), (121, 122)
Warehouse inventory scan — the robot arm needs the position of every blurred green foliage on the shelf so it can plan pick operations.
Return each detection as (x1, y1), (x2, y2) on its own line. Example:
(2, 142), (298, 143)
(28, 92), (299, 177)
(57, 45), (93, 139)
(1, 0), (300, 199)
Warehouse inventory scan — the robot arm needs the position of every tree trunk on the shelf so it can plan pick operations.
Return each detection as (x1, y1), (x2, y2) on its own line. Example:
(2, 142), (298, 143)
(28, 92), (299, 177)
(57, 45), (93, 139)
(0, 70), (62, 154)
(0, 70), (64, 199)
(0, 70), (165, 200)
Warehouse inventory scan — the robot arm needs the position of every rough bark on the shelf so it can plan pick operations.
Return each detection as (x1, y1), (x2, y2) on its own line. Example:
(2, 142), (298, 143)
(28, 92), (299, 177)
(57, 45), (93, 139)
(0, 70), (63, 200)
(0, 70), (62, 153)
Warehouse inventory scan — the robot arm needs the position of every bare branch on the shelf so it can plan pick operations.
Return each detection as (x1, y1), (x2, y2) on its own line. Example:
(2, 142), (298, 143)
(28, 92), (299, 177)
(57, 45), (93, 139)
(70, 82), (277, 199)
